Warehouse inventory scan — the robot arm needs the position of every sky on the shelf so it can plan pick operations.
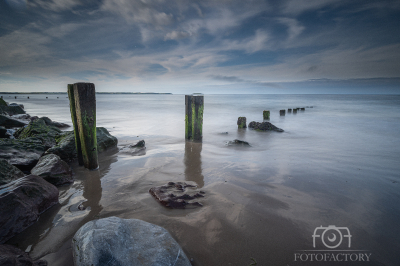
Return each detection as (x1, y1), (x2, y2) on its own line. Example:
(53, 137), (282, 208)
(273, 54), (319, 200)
(0, 0), (400, 94)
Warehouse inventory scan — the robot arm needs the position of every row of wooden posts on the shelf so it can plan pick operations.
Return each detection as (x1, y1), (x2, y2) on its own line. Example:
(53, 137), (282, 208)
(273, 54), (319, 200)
(65, 83), (205, 170)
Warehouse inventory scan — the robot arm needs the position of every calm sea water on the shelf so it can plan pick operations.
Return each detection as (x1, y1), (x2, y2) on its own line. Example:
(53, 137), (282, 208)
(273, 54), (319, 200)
(4, 93), (400, 265)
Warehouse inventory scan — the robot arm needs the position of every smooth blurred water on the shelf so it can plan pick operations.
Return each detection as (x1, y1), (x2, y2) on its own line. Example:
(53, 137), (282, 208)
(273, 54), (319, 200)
(4, 93), (400, 265)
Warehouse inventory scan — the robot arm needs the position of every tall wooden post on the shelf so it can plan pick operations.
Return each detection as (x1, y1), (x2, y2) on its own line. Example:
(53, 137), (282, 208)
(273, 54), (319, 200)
(67, 84), (84, 166)
(237, 117), (246, 128)
(185, 94), (204, 141)
(263, 110), (270, 120)
(280, 109), (286, 116)
(73, 83), (98, 170)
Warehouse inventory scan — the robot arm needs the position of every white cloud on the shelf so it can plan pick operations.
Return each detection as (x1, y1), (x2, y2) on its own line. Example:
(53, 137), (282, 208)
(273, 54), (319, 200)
(277, 18), (305, 43)
(283, 0), (342, 15)
(164, 30), (191, 41)
(28, 0), (82, 11)
(222, 29), (270, 53)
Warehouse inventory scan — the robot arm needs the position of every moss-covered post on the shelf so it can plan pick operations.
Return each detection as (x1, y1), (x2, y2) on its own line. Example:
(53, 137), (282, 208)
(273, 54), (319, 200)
(237, 117), (246, 128)
(263, 110), (270, 120)
(280, 109), (285, 116)
(185, 94), (204, 141)
(67, 84), (84, 166)
(73, 82), (98, 170)
(288, 108), (292, 113)
(293, 108), (297, 114)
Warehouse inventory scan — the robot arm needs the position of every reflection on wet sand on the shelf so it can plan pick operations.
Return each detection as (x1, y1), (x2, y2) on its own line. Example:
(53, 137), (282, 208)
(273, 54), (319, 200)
(184, 141), (204, 188)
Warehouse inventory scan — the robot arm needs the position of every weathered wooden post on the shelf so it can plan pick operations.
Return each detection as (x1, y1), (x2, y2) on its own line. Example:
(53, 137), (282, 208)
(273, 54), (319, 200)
(288, 108), (292, 113)
(293, 108), (297, 114)
(237, 117), (247, 128)
(185, 94), (204, 141)
(73, 83), (98, 169)
(280, 109), (285, 116)
(67, 84), (84, 166)
(263, 110), (270, 120)
(301, 107), (305, 111)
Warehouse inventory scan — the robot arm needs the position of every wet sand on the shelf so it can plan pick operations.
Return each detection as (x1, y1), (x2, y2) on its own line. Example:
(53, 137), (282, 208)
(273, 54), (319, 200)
(5, 94), (400, 265)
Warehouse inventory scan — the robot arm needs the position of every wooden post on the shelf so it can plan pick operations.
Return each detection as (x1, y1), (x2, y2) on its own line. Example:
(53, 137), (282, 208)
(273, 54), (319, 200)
(237, 117), (246, 128)
(280, 109), (285, 116)
(288, 108), (292, 113)
(67, 84), (84, 166)
(301, 108), (305, 111)
(293, 108), (297, 114)
(263, 110), (270, 120)
(73, 83), (98, 170)
(185, 94), (204, 141)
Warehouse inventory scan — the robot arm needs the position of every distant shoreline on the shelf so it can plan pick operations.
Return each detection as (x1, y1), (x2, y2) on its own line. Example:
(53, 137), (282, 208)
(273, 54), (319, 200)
(0, 92), (172, 94)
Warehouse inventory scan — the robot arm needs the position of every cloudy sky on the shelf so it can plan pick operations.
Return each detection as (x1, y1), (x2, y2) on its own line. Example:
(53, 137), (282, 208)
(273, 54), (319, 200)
(1, 0), (400, 94)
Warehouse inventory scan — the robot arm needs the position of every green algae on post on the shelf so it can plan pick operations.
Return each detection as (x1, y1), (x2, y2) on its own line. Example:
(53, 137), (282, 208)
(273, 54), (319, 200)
(73, 83), (98, 170)
(237, 117), (247, 128)
(263, 110), (270, 120)
(67, 84), (84, 166)
(185, 94), (204, 141)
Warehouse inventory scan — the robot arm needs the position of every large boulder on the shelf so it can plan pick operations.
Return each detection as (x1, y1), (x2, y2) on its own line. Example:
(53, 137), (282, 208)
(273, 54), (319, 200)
(14, 117), (62, 149)
(0, 114), (26, 128)
(0, 126), (7, 138)
(31, 154), (73, 186)
(248, 121), (284, 132)
(46, 127), (118, 161)
(0, 175), (59, 243)
(0, 101), (25, 116)
(72, 216), (191, 266)
(0, 159), (25, 186)
(0, 138), (46, 171)
(0, 244), (47, 266)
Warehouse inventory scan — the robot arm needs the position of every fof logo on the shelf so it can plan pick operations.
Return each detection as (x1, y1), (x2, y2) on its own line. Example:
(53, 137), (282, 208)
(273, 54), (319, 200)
(294, 225), (372, 263)
(312, 225), (352, 249)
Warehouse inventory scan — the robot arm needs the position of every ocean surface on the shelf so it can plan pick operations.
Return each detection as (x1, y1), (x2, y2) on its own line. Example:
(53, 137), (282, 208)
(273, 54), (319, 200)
(4, 93), (400, 265)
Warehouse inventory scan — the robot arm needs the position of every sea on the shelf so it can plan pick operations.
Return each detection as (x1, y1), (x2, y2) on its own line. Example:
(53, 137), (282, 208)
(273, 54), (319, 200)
(3, 93), (400, 265)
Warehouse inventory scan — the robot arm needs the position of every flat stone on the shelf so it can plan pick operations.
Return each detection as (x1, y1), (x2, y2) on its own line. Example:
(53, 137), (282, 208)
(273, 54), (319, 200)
(0, 159), (25, 186)
(0, 244), (47, 266)
(31, 154), (73, 186)
(72, 216), (191, 266)
(149, 181), (204, 209)
(0, 175), (59, 243)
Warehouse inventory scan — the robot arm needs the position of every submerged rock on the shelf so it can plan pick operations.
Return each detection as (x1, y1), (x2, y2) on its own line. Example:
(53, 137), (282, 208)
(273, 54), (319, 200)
(149, 181), (204, 209)
(31, 154), (73, 186)
(119, 139), (146, 155)
(0, 159), (25, 186)
(0, 138), (46, 171)
(248, 121), (284, 132)
(0, 175), (59, 243)
(72, 216), (191, 266)
(226, 139), (251, 146)
(0, 244), (47, 266)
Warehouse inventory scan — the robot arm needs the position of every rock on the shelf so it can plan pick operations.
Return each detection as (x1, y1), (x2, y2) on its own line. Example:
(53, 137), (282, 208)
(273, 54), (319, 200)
(0, 244), (48, 266)
(120, 139), (146, 155)
(40, 116), (69, 128)
(0, 98), (7, 106)
(72, 216), (191, 266)
(12, 113), (31, 120)
(0, 138), (46, 171)
(0, 175), (59, 243)
(0, 114), (26, 128)
(226, 139), (250, 146)
(0, 126), (7, 138)
(9, 103), (24, 109)
(237, 117), (247, 128)
(130, 139), (145, 148)
(248, 121), (284, 132)
(46, 127), (118, 161)
(0, 103), (25, 116)
(31, 154), (73, 186)
(149, 181), (204, 209)
(0, 159), (25, 186)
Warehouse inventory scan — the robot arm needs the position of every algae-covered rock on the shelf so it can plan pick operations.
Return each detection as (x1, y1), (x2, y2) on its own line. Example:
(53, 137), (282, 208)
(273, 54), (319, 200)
(0, 102), (25, 116)
(72, 216), (191, 266)
(248, 121), (284, 132)
(0, 159), (25, 186)
(226, 139), (251, 146)
(0, 175), (59, 243)
(0, 114), (26, 128)
(31, 154), (73, 186)
(46, 127), (118, 161)
(0, 138), (46, 171)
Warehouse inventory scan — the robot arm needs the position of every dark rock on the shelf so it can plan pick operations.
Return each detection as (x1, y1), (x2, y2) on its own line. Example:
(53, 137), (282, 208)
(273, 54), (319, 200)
(30, 116), (39, 122)
(149, 181), (204, 209)
(248, 121), (284, 132)
(0, 175), (59, 243)
(120, 139), (146, 155)
(227, 139), (250, 146)
(0, 114), (26, 128)
(31, 154), (73, 186)
(9, 103), (24, 109)
(0, 104), (25, 116)
(0, 138), (46, 171)
(46, 128), (118, 162)
(0, 244), (48, 266)
(39, 116), (69, 128)
(72, 216), (191, 266)
(237, 117), (247, 128)
(0, 159), (25, 186)
(0, 98), (7, 106)
(0, 126), (7, 138)
(130, 139), (145, 148)
(12, 113), (31, 120)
